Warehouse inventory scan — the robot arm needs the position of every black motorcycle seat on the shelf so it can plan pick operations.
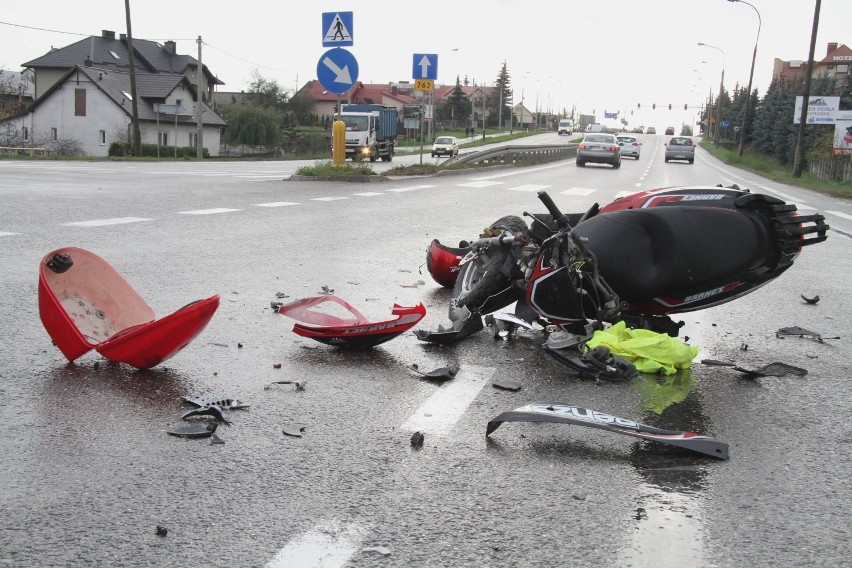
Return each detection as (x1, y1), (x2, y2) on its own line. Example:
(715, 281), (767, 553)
(574, 206), (769, 300)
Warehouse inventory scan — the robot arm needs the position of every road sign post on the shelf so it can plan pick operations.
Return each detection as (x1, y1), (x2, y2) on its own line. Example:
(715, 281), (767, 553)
(322, 12), (354, 47)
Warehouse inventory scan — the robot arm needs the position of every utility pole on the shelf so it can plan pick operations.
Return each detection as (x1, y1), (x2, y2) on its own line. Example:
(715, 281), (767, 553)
(794, 0), (821, 177)
(196, 36), (204, 159)
(124, 0), (141, 156)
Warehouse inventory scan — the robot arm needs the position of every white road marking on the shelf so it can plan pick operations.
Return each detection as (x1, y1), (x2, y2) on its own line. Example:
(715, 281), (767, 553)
(311, 196), (349, 202)
(386, 184), (434, 192)
(0, 231), (20, 237)
(400, 365), (494, 436)
(560, 187), (597, 196)
(266, 521), (366, 568)
(828, 210), (852, 221)
(178, 208), (241, 215)
(352, 192), (384, 197)
(507, 184), (550, 192)
(255, 202), (299, 207)
(457, 180), (502, 188)
(62, 217), (154, 227)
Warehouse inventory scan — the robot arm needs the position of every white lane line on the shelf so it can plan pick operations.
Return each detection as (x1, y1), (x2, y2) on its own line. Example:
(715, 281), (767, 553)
(387, 184), (434, 192)
(311, 196), (349, 202)
(235, 175), (287, 180)
(457, 181), (502, 188)
(0, 231), (20, 237)
(62, 217), (154, 227)
(400, 365), (494, 436)
(353, 192), (384, 197)
(507, 184), (550, 192)
(560, 187), (598, 196)
(255, 202), (299, 207)
(266, 520), (366, 568)
(178, 208), (241, 215)
(828, 210), (852, 221)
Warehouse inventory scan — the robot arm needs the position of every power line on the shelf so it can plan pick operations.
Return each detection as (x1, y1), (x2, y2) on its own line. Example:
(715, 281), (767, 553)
(201, 40), (298, 76)
(0, 20), (88, 36)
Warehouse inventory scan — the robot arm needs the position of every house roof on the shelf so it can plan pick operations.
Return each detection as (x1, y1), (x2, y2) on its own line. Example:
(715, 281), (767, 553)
(297, 79), (417, 104)
(23, 32), (224, 86)
(24, 65), (226, 126)
(821, 43), (852, 63)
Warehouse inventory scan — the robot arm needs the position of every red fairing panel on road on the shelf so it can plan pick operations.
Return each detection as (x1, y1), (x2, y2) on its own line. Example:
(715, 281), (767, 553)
(277, 295), (426, 348)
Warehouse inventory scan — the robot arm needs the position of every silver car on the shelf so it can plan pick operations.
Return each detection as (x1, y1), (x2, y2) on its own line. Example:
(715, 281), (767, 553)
(577, 133), (621, 168)
(616, 135), (641, 159)
(664, 136), (695, 164)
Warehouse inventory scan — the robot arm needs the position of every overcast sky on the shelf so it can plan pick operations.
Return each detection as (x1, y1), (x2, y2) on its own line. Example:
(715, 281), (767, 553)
(2, 0), (849, 131)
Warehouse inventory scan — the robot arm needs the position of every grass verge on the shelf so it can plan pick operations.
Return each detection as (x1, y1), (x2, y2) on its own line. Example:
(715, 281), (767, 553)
(293, 161), (376, 176)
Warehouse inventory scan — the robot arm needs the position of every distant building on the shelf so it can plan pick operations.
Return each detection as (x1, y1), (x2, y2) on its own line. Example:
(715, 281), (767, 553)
(773, 42), (852, 84)
(0, 70), (35, 118)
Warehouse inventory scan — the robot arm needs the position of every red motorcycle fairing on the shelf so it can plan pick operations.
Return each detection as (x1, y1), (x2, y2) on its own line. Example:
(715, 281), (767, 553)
(426, 239), (471, 288)
(277, 295), (426, 348)
(598, 185), (750, 213)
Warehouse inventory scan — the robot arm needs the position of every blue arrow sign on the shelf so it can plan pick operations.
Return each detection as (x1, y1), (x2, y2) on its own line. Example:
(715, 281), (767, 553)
(322, 12), (353, 47)
(412, 54), (438, 80)
(317, 48), (359, 94)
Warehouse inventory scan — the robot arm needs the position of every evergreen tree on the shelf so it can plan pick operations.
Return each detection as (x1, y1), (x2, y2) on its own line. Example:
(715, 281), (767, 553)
(446, 76), (472, 129)
(494, 63), (513, 128)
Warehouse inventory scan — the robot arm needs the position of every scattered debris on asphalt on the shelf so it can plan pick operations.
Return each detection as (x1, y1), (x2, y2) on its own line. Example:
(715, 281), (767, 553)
(264, 379), (307, 390)
(410, 431), (425, 448)
(210, 434), (225, 445)
(181, 405), (231, 423)
(701, 359), (735, 366)
(571, 492), (587, 501)
(282, 426), (307, 438)
(167, 422), (218, 439)
(492, 379), (522, 392)
(318, 285), (334, 295)
(181, 396), (250, 411)
(635, 507), (647, 520)
(399, 280), (426, 288)
(409, 363), (459, 381)
(544, 345), (637, 382)
(801, 294), (820, 304)
(156, 525), (168, 537)
(734, 362), (808, 378)
(777, 326), (839, 342)
(275, 292), (290, 299)
(362, 546), (392, 556)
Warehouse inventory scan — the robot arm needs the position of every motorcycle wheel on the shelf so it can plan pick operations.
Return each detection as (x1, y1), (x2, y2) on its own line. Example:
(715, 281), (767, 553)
(452, 215), (528, 315)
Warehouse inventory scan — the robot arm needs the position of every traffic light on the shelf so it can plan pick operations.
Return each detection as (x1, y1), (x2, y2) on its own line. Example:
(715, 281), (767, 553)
(684, 104), (688, 110)
(638, 103), (641, 109)
(668, 103), (672, 110)
(652, 103), (656, 109)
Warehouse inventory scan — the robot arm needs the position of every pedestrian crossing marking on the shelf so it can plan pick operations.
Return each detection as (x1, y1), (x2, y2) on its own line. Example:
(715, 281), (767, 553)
(62, 217), (154, 227)
(561, 187), (598, 196)
(457, 181), (502, 188)
(255, 202), (299, 207)
(507, 184), (550, 192)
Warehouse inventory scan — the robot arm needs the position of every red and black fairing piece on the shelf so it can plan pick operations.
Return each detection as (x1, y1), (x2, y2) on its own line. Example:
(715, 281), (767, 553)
(277, 295), (426, 348)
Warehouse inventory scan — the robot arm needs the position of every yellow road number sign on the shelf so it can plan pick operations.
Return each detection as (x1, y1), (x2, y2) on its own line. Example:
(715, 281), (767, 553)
(415, 79), (434, 91)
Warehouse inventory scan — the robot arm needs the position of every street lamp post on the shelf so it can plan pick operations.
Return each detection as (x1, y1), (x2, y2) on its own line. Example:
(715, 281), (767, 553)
(728, 0), (762, 156)
(698, 42), (725, 145)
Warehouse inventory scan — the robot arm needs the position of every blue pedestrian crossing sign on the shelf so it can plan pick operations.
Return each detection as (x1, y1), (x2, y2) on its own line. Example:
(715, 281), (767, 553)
(412, 54), (438, 80)
(322, 12), (353, 47)
(317, 48), (359, 94)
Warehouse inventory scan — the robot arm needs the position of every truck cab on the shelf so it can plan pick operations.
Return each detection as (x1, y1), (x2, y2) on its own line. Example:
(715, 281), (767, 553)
(334, 104), (398, 162)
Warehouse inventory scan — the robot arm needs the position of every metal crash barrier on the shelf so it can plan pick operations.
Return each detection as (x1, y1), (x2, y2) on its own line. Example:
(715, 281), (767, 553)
(448, 143), (578, 167)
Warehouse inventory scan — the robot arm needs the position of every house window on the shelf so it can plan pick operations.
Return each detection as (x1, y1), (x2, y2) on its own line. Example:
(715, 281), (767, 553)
(837, 64), (849, 74)
(22, 127), (29, 141)
(188, 132), (198, 147)
(0, 102), (5, 111)
(176, 99), (183, 111)
(51, 128), (58, 141)
(99, 130), (106, 145)
(158, 131), (169, 146)
(75, 88), (86, 116)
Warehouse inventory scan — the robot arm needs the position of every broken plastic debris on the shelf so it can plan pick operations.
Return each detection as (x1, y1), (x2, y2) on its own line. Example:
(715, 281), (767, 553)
(264, 379), (307, 390)
(277, 295), (426, 348)
(282, 426), (307, 438)
(486, 402), (728, 459)
(210, 434), (225, 445)
(181, 405), (231, 423)
(544, 345), (637, 382)
(275, 292), (290, 299)
(492, 379), (522, 392)
(733, 362), (808, 378)
(776, 326), (838, 341)
(410, 431), (425, 447)
(181, 396), (250, 410)
(413, 312), (484, 344)
(318, 285), (334, 295)
(701, 359), (735, 366)
(156, 525), (168, 537)
(801, 294), (820, 304)
(167, 422), (218, 439)
(400, 280), (426, 288)
(362, 546), (392, 556)
(409, 363), (459, 381)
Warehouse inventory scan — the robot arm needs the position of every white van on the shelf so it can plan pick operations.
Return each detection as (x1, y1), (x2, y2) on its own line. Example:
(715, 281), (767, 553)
(587, 123), (604, 133)
(557, 119), (573, 136)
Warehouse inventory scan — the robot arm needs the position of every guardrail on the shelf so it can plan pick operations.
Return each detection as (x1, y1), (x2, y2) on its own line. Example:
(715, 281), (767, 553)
(449, 143), (578, 166)
(0, 146), (48, 157)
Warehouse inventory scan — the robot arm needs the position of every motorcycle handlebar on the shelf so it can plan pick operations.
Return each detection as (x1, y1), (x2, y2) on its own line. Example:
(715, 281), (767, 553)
(537, 191), (571, 229)
(470, 233), (526, 249)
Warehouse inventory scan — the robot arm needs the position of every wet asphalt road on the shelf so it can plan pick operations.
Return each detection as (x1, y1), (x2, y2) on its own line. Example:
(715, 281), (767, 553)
(1, 138), (851, 567)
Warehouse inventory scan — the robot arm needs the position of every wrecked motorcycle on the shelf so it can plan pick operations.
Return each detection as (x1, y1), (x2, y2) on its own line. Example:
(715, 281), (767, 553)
(420, 185), (828, 374)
